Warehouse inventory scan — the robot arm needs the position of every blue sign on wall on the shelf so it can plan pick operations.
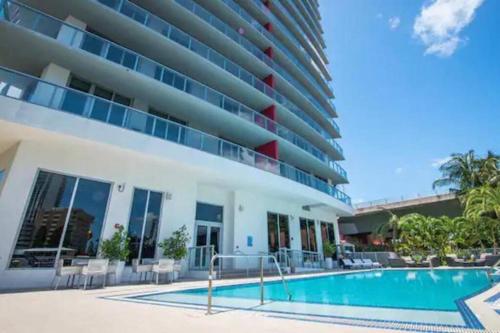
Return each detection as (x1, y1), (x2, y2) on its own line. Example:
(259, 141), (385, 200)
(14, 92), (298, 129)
(247, 236), (253, 247)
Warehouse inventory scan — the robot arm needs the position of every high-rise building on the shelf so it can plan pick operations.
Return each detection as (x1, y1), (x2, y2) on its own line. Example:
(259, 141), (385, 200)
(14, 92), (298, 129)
(0, 0), (352, 289)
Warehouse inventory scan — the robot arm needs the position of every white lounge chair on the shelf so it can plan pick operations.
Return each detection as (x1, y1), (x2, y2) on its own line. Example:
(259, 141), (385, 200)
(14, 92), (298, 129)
(53, 259), (82, 290)
(81, 259), (109, 290)
(353, 258), (372, 269)
(132, 258), (153, 281)
(362, 258), (382, 268)
(152, 259), (175, 284)
(341, 258), (362, 269)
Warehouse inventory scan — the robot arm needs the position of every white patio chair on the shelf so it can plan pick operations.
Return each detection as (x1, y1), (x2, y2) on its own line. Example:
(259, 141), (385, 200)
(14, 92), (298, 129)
(132, 259), (153, 281)
(53, 259), (82, 290)
(81, 259), (109, 290)
(152, 259), (175, 284)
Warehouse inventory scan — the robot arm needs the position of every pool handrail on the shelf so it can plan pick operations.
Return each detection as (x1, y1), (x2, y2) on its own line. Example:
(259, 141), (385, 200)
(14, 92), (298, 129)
(206, 253), (292, 314)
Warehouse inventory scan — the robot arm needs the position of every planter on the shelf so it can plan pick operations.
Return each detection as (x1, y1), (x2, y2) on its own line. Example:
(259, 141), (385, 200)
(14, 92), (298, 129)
(115, 260), (125, 283)
(324, 257), (333, 270)
(173, 259), (185, 280)
(107, 260), (125, 285)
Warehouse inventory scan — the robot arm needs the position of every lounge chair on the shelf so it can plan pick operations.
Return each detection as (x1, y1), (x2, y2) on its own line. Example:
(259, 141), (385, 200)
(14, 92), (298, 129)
(428, 256), (441, 267)
(401, 256), (416, 267)
(353, 258), (372, 269)
(53, 259), (82, 289)
(485, 255), (500, 267)
(341, 258), (362, 269)
(152, 259), (175, 284)
(445, 256), (461, 267)
(387, 258), (407, 268)
(81, 259), (109, 290)
(362, 258), (382, 268)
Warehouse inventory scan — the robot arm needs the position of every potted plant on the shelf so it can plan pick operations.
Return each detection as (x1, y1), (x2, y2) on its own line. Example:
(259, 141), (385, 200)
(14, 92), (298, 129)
(158, 225), (190, 280)
(100, 224), (130, 284)
(323, 241), (335, 269)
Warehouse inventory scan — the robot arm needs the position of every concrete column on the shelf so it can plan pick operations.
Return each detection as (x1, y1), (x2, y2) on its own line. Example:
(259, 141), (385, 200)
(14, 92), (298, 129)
(132, 99), (148, 112)
(333, 216), (341, 246)
(40, 63), (71, 86)
(57, 16), (87, 47)
(30, 63), (71, 107)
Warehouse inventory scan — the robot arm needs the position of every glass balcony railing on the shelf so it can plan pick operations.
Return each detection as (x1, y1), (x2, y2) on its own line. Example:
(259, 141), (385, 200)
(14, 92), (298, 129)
(0, 66), (351, 205)
(1, 1), (345, 166)
(94, 0), (340, 140)
(248, 0), (329, 90)
(284, 0), (324, 51)
(223, 0), (329, 99)
(220, 0), (336, 113)
(174, 0), (337, 120)
(270, 0), (326, 70)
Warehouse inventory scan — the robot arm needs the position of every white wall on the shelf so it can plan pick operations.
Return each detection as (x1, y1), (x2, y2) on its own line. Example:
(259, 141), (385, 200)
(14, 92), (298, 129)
(0, 139), (200, 289)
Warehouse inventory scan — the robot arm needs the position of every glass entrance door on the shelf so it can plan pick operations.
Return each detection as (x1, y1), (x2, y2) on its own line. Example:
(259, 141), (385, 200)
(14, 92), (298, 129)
(193, 222), (221, 269)
(267, 212), (290, 264)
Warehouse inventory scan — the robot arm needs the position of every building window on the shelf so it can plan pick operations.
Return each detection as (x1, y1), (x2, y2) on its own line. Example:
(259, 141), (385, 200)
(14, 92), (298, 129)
(195, 202), (223, 223)
(300, 218), (317, 252)
(148, 107), (188, 126)
(127, 189), (163, 264)
(67, 76), (132, 106)
(9, 171), (111, 268)
(267, 212), (289, 253)
(321, 221), (336, 245)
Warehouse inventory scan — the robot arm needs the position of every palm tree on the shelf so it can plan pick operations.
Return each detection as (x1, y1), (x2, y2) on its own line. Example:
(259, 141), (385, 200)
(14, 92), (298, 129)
(374, 210), (400, 245)
(477, 151), (500, 187)
(433, 150), (499, 193)
(433, 150), (480, 192)
(464, 185), (500, 252)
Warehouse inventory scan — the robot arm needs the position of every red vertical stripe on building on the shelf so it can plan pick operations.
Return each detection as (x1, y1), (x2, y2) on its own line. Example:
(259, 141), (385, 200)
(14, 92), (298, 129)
(256, 140), (279, 159)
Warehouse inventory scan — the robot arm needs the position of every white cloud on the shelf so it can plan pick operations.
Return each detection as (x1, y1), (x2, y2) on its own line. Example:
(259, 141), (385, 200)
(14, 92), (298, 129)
(388, 16), (401, 30)
(413, 0), (484, 57)
(431, 156), (452, 168)
(395, 167), (404, 175)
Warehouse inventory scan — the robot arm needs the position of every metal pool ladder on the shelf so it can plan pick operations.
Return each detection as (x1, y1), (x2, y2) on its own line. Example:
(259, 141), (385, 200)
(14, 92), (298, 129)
(206, 254), (292, 314)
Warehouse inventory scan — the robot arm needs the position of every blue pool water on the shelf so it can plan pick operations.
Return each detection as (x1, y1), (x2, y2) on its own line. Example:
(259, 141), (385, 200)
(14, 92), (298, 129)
(179, 269), (490, 311)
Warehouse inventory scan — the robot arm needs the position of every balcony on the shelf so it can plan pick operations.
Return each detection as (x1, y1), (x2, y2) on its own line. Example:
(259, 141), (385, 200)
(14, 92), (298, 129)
(1, 0), (346, 170)
(0, 66), (351, 205)
(94, 0), (340, 140)
(174, 0), (337, 119)
(223, 0), (330, 98)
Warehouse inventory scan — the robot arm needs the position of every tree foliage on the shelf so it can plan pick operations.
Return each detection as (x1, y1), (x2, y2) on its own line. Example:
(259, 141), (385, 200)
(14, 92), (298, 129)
(433, 150), (499, 193)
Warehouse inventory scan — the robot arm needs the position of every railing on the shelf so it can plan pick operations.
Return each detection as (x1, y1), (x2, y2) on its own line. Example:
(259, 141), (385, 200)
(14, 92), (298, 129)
(224, 0), (330, 100)
(95, 0), (340, 141)
(2, 0), (346, 171)
(283, 0), (325, 51)
(206, 254), (292, 314)
(277, 248), (322, 269)
(188, 245), (215, 270)
(248, 0), (329, 88)
(0, 66), (352, 205)
(271, 0), (321, 60)
(221, 0), (335, 112)
(175, 0), (337, 119)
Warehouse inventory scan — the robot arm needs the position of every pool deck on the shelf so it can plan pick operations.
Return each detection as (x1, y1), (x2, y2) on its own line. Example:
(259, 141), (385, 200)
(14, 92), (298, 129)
(0, 270), (499, 333)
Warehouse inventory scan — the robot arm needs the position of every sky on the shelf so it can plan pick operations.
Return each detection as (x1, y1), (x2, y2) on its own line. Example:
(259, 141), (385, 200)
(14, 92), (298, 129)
(319, 0), (500, 204)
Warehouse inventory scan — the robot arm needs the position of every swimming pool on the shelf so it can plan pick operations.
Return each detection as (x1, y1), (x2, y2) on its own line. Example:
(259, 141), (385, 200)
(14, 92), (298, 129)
(115, 269), (493, 329)
(181, 269), (490, 311)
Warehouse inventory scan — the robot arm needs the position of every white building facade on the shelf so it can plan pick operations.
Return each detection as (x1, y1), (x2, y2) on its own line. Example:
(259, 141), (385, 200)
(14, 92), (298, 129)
(0, 0), (352, 289)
